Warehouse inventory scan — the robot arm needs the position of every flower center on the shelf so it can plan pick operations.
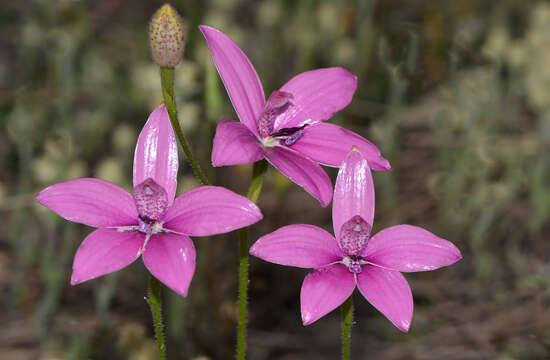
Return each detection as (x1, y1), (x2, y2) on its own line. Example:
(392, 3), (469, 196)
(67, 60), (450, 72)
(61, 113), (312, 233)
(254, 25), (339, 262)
(138, 217), (164, 235)
(258, 90), (307, 148)
(342, 255), (367, 274)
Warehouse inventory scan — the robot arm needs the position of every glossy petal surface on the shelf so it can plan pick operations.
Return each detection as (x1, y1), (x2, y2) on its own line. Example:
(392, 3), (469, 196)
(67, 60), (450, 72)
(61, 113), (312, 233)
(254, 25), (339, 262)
(163, 186), (263, 236)
(250, 224), (341, 268)
(265, 147), (332, 207)
(200, 25), (265, 135)
(211, 119), (265, 167)
(333, 149), (375, 239)
(364, 225), (462, 272)
(133, 105), (178, 202)
(36, 178), (138, 227)
(290, 123), (391, 171)
(300, 264), (355, 325)
(142, 233), (196, 297)
(71, 228), (144, 285)
(356, 266), (413, 332)
(274, 68), (357, 131)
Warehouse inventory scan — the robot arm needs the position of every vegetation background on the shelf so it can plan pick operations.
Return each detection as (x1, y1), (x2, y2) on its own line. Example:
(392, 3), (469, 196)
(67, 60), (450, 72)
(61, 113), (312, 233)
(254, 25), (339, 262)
(1, 0), (550, 359)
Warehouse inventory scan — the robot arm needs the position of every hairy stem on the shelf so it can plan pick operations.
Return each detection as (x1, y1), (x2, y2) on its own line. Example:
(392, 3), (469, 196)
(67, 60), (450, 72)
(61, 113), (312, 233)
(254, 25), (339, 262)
(160, 67), (209, 185)
(237, 160), (268, 360)
(147, 275), (166, 360)
(342, 296), (353, 360)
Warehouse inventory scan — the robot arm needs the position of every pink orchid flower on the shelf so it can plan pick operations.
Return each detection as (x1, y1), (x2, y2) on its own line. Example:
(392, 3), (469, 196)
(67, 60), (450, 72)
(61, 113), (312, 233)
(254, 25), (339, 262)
(250, 149), (461, 332)
(36, 105), (263, 296)
(200, 25), (391, 207)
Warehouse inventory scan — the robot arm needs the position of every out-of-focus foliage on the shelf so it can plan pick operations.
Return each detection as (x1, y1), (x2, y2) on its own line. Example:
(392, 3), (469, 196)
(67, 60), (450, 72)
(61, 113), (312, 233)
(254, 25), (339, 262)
(1, 0), (549, 359)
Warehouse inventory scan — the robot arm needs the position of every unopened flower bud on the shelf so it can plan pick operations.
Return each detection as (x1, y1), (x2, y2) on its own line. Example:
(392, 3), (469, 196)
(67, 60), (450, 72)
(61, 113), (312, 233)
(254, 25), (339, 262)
(149, 4), (186, 67)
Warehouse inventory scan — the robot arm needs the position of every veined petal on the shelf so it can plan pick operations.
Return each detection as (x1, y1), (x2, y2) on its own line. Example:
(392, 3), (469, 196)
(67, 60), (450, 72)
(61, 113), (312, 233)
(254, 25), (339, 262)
(163, 186), (263, 236)
(142, 233), (196, 297)
(290, 123), (391, 171)
(333, 149), (375, 239)
(274, 68), (357, 132)
(356, 266), (413, 332)
(200, 25), (265, 135)
(250, 224), (341, 268)
(211, 119), (265, 167)
(71, 228), (144, 285)
(364, 225), (462, 272)
(300, 264), (355, 325)
(133, 105), (178, 203)
(36, 178), (138, 227)
(265, 147), (332, 207)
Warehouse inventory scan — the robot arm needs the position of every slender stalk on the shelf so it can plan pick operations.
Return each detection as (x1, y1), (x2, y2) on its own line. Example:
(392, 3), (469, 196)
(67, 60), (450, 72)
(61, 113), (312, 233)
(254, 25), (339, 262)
(147, 275), (166, 360)
(160, 67), (209, 185)
(341, 296), (353, 360)
(237, 160), (268, 360)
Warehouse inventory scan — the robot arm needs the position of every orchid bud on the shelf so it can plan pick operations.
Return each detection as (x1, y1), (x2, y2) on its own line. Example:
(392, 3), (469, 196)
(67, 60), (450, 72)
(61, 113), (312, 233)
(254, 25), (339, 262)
(149, 4), (186, 67)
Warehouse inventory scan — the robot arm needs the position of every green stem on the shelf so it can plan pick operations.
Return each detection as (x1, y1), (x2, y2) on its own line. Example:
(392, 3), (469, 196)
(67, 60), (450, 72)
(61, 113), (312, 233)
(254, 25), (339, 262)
(341, 296), (353, 360)
(160, 67), (209, 185)
(147, 275), (166, 360)
(237, 160), (268, 360)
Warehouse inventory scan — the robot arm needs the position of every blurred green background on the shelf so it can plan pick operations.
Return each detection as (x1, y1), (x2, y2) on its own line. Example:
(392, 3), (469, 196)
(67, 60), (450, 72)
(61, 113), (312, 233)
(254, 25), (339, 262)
(1, 0), (550, 359)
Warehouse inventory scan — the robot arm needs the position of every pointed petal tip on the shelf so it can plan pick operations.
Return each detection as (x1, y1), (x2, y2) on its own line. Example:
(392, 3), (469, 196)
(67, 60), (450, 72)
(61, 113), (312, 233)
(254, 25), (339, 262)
(320, 196), (331, 208)
(344, 145), (392, 172)
(70, 272), (85, 286)
(301, 311), (314, 326)
(374, 157), (392, 171)
(35, 191), (45, 205)
(198, 24), (215, 34)
(248, 242), (259, 257)
(173, 286), (189, 297)
(451, 244), (463, 263)
(397, 320), (411, 332)
(70, 274), (79, 286)
(198, 25), (224, 39)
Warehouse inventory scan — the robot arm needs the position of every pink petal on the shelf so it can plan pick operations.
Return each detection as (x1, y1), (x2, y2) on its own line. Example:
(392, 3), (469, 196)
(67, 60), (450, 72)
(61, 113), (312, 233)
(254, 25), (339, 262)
(142, 233), (196, 297)
(356, 266), (413, 332)
(300, 264), (356, 325)
(211, 119), (265, 167)
(71, 228), (144, 285)
(163, 186), (263, 236)
(133, 179), (169, 221)
(363, 225), (462, 272)
(200, 25), (265, 135)
(250, 224), (341, 268)
(332, 149), (375, 239)
(36, 178), (138, 227)
(133, 105), (178, 203)
(264, 147), (332, 207)
(290, 123), (391, 171)
(274, 68), (357, 132)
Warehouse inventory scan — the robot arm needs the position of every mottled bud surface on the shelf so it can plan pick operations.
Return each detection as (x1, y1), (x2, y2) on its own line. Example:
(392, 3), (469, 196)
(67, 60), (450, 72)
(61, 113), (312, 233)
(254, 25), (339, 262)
(149, 4), (186, 67)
